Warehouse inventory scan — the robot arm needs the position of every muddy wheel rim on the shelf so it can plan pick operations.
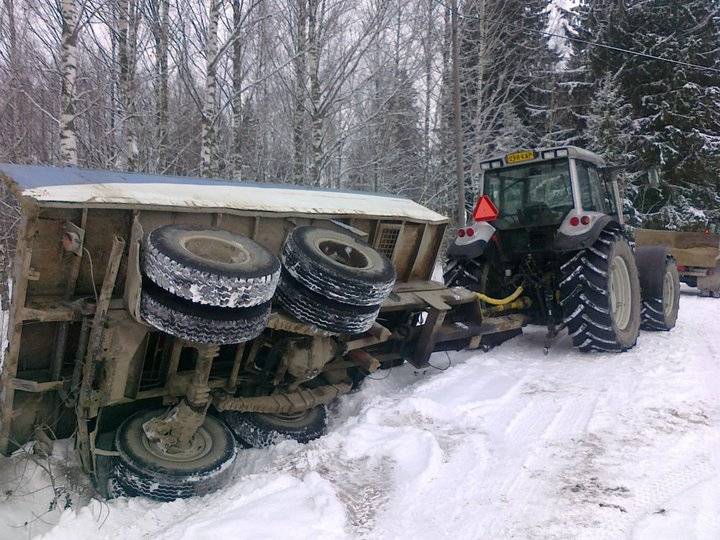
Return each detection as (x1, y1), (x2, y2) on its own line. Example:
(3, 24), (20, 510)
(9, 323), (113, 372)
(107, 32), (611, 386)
(315, 239), (370, 269)
(141, 426), (213, 463)
(663, 269), (676, 318)
(608, 255), (632, 330)
(180, 234), (250, 265)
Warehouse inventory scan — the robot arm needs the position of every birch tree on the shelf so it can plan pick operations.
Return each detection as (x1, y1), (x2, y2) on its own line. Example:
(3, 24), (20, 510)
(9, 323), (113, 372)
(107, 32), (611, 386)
(59, 0), (79, 165)
(200, 0), (221, 175)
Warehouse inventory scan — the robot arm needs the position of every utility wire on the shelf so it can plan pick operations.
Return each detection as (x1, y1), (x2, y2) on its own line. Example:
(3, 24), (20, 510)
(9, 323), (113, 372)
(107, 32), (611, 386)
(434, 0), (720, 75)
(539, 27), (720, 75)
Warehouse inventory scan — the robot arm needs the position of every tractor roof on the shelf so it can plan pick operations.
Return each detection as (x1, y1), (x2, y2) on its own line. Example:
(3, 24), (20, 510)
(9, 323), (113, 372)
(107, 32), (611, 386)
(483, 146), (606, 168)
(0, 163), (448, 224)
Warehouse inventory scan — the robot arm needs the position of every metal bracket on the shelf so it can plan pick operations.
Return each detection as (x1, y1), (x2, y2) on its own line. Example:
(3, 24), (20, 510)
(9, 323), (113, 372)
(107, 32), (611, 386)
(63, 221), (85, 256)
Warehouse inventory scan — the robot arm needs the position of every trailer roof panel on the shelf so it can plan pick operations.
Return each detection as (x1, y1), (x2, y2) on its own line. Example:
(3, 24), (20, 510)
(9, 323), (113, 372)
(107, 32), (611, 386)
(0, 164), (448, 223)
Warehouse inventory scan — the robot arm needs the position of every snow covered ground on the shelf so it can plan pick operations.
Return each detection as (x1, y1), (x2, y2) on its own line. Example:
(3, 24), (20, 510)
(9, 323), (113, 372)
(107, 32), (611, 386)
(1, 288), (719, 539)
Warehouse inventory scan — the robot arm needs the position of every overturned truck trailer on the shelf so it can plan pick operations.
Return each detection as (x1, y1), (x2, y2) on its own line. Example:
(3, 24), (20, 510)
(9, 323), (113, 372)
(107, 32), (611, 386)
(0, 164), (524, 500)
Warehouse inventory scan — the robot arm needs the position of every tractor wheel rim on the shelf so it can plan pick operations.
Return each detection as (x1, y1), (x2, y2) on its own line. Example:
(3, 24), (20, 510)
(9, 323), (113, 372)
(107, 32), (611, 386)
(608, 255), (632, 330)
(663, 270), (676, 318)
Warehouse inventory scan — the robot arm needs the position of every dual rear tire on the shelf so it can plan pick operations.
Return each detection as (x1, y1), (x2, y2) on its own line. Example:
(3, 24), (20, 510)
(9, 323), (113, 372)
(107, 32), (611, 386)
(277, 226), (396, 334)
(561, 228), (680, 352)
(140, 224), (280, 343)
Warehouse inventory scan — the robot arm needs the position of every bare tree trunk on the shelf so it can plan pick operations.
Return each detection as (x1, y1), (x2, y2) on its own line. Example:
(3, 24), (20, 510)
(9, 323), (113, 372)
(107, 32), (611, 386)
(231, 0), (244, 180)
(4, 0), (19, 162)
(307, 0), (322, 186)
(470, 0), (487, 182)
(117, 0), (139, 170)
(451, 0), (465, 225)
(200, 0), (221, 176)
(292, 0), (307, 183)
(423, 0), (433, 187)
(59, 0), (79, 166)
(150, 0), (169, 172)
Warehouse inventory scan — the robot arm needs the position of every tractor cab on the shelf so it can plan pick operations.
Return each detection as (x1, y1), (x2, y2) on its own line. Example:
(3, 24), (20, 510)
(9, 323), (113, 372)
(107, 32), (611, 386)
(469, 147), (623, 256)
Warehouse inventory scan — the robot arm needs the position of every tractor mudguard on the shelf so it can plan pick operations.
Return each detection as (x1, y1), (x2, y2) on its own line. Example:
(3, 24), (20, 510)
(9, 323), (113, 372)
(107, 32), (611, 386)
(447, 221), (495, 260)
(553, 215), (614, 252)
(635, 245), (672, 299)
(447, 239), (488, 260)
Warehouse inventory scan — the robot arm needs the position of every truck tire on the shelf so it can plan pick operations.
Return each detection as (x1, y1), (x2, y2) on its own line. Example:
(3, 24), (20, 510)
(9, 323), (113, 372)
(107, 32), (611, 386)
(277, 272), (379, 334)
(143, 224), (280, 308)
(636, 249), (680, 331)
(140, 281), (270, 344)
(560, 228), (641, 352)
(223, 406), (327, 448)
(281, 226), (395, 306)
(113, 408), (237, 501)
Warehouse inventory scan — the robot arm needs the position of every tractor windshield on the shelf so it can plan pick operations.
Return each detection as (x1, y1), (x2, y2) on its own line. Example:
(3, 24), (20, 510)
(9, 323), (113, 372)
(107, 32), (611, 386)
(484, 159), (573, 230)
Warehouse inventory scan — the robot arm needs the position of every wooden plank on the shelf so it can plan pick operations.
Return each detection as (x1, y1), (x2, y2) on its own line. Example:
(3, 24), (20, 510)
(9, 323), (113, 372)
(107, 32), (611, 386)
(409, 307), (446, 369)
(0, 212), (37, 454)
(52, 209), (88, 379)
(75, 236), (125, 473)
(21, 306), (78, 323)
(10, 378), (65, 393)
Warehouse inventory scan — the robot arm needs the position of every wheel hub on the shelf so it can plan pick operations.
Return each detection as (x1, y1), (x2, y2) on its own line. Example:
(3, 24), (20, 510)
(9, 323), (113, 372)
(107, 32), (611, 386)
(181, 235), (250, 265)
(608, 255), (632, 330)
(316, 239), (370, 269)
(141, 425), (213, 463)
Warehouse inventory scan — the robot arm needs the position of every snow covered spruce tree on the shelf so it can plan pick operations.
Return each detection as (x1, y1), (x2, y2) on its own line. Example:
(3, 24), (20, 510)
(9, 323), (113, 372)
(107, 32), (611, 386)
(569, 0), (720, 230)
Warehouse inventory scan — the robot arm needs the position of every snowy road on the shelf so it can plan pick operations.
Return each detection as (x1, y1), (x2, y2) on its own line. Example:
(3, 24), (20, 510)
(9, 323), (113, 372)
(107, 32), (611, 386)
(2, 289), (720, 539)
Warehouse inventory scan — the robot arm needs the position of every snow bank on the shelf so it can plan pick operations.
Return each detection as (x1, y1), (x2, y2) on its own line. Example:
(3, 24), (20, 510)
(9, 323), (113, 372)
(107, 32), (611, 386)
(2, 289), (719, 539)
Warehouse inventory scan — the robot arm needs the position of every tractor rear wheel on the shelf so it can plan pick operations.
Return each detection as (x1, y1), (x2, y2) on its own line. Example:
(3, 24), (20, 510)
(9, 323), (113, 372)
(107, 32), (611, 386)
(639, 255), (680, 331)
(560, 228), (641, 352)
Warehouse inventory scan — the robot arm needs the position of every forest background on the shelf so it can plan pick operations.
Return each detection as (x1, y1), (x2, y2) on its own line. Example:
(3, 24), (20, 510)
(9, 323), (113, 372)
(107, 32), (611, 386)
(1, 0), (718, 230)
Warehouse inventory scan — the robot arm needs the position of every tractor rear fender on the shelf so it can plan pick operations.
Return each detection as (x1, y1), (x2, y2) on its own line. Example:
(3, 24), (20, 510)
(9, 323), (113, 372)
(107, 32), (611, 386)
(635, 245), (672, 299)
(553, 213), (616, 252)
(447, 221), (496, 260)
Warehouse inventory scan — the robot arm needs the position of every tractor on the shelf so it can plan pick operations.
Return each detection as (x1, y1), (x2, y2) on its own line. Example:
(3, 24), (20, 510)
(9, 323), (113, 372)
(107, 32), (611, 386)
(444, 146), (680, 353)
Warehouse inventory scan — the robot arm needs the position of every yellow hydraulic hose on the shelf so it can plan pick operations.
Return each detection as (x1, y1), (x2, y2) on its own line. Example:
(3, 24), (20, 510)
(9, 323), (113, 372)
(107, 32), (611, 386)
(476, 286), (524, 306)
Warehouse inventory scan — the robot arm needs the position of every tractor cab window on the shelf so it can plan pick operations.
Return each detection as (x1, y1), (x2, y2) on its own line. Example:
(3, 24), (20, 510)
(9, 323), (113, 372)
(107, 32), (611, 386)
(575, 160), (607, 213)
(484, 159), (573, 229)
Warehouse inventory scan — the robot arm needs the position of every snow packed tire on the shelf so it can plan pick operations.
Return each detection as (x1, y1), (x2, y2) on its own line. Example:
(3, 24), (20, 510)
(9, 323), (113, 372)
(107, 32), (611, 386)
(143, 224), (280, 308)
(223, 405), (327, 448)
(281, 226), (396, 306)
(113, 408), (237, 502)
(276, 272), (380, 334)
(641, 258), (680, 331)
(140, 280), (270, 344)
(560, 227), (641, 352)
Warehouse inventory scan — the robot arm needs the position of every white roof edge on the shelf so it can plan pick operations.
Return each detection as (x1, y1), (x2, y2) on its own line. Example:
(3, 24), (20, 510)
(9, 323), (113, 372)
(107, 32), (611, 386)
(0, 165), (448, 224)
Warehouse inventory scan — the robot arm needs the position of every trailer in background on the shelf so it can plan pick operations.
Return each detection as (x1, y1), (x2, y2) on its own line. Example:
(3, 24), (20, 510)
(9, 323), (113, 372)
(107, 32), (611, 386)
(635, 229), (720, 297)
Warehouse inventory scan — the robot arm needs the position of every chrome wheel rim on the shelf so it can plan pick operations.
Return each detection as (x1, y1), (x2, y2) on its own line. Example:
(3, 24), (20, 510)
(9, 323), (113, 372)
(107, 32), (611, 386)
(608, 255), (632, 330)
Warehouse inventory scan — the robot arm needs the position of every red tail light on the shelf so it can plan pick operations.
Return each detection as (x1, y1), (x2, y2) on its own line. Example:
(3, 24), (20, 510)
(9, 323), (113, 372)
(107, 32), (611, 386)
(569, 217), (580, 226)
(458, 229), (466, 238)
(580, 216), (591, 225)
(466, 227), (475, 237)
(473, 195), (499, 222)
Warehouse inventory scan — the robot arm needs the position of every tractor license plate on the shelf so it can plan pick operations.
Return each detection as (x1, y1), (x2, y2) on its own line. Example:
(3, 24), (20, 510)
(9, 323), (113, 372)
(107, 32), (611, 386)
(506, 150), (536, 164)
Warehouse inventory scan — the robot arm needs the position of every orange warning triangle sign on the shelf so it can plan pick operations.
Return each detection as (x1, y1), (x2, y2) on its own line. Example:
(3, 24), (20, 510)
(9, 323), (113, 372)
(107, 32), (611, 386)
(473, 195), (499, 222)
